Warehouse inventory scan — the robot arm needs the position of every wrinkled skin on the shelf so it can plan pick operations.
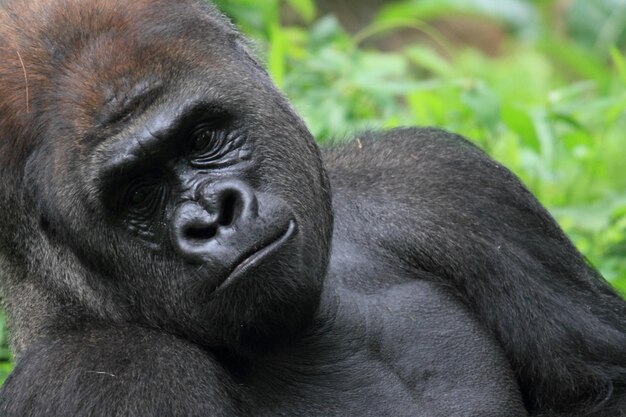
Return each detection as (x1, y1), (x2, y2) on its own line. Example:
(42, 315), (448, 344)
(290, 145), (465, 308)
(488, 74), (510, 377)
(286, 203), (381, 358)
(0, 1), (624, 416)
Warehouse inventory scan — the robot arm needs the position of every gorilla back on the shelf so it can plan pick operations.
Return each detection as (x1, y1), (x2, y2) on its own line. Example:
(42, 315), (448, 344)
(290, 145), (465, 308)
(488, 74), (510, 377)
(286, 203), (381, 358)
(0, 1), (624, 416)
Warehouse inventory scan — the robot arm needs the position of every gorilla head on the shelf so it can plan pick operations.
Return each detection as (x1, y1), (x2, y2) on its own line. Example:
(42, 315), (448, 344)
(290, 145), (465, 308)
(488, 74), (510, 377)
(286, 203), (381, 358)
(0, 0), (333, 353)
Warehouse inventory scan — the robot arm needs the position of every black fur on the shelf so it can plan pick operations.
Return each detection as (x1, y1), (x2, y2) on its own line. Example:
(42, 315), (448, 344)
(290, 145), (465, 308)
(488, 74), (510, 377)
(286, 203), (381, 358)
(0, 1), (624, 416)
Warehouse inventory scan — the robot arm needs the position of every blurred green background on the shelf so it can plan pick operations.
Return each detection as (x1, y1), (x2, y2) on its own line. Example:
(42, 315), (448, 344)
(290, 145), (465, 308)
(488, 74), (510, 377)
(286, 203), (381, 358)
(1, 0), (625, 383)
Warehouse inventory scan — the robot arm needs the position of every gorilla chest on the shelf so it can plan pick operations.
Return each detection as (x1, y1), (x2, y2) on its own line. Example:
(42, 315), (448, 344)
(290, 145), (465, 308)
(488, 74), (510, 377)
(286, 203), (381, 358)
(242, 261), (523, 416)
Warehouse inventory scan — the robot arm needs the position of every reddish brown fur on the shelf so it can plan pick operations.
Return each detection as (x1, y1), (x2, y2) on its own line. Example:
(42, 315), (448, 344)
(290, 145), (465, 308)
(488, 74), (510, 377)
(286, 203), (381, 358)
(0, 0), (232, 169)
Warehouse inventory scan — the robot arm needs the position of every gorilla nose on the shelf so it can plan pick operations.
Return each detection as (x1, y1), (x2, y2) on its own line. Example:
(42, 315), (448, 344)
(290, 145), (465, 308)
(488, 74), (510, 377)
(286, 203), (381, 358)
(171, 180), (258, 263)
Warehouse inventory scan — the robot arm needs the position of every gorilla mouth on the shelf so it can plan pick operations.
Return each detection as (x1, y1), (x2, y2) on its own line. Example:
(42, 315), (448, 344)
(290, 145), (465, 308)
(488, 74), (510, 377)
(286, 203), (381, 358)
(218, 220), (296, 291)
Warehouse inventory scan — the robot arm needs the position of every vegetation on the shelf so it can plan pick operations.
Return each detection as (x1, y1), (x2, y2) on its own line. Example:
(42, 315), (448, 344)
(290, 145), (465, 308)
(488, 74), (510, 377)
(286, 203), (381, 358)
(1, 0), (624, 383)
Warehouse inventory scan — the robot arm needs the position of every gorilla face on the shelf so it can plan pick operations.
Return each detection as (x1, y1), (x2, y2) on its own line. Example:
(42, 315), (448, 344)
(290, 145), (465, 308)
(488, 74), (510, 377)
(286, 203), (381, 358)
(0, 0), (333, 350)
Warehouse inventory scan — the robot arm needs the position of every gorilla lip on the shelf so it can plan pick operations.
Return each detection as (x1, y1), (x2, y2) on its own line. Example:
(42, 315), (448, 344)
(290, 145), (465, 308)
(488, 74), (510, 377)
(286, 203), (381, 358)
(218, 220), (296, 290)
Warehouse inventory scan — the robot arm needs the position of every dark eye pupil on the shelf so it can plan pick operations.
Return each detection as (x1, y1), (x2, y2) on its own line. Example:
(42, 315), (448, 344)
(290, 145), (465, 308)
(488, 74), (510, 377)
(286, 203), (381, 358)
(193, 131), (211, 151)
(130, 188), (148, 205)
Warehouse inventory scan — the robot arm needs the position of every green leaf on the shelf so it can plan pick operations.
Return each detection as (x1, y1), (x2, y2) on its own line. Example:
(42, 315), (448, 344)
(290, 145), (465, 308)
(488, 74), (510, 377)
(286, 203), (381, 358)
(460, 81), (501, 133)
(405, 47), (454, 77)
(268, 23), (286, 88)
(539, 39), (608, 83)
(285, 0), (316, 23)
(610, 46), (626, 84)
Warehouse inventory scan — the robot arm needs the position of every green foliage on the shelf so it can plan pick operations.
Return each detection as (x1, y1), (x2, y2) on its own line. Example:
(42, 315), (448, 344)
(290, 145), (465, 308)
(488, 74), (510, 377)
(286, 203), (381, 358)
(567, 0), (626, 56)
(0, 311), (11, 384)
(376, 0), (540, 37)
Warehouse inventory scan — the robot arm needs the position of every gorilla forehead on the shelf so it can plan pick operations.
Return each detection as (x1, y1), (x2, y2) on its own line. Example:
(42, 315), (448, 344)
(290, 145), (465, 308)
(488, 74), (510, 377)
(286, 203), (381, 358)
(1, 0), (235, 44)
(0, 0), (239, 82)
(0, 0), (250, 161)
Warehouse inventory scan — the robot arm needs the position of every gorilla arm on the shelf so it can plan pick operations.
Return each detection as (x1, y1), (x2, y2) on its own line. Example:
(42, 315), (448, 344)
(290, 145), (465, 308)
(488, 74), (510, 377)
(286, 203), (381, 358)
(0, 326), (245, 417)
(323, 127), (626, 415)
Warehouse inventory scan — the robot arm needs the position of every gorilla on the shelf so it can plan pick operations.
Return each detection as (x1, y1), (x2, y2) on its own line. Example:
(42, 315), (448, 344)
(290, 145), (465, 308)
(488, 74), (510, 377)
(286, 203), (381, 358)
(0, 0), (624, 416)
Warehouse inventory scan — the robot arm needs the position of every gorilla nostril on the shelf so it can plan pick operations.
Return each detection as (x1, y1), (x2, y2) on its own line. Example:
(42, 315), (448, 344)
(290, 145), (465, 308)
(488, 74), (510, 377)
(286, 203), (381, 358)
(178, 180), (256, 249)
(217, 189), (241, 227)
(183, 223), (218, 242)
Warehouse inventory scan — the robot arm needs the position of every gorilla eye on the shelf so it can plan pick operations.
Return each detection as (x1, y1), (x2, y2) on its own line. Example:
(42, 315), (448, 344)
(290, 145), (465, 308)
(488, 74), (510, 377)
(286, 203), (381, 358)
(129, 187), (151, 206)
(192, 129), (217, 152)
(190, 128), (224, 155)
(123, 176), (166, 219)
(127, 182), (158, 207)
(100, 169), (169, 240)
(188, 127), (246, 168)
